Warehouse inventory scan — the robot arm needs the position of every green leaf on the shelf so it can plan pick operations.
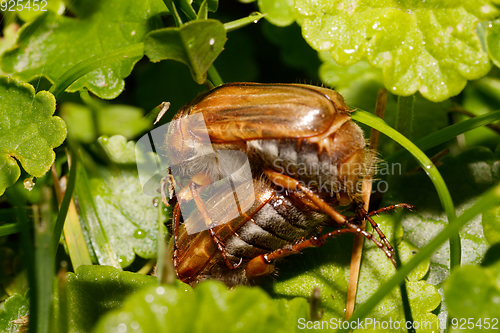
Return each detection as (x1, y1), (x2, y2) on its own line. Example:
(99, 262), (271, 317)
(262, 215), (440, 333)
(483, 188), (500, 244)
(483, 205), (500, 244)
(60, 102), (151, 144)
(0, 247), (28, 300)
(81, 136), (165, 267)
(486, 19), (500, 69)
(384, 146), (500, 322)
(270, 0), (499, 101)
(258, 0), (295, 27)
(319, 55), (451, 155)
(94, 280), (309, 333)
(0, 293), (29, 332)
(320, 54), (383, 97)
(0, 76), (66, 196)
(64, 265), (156, 333)
(193, 0), (218, 12)
(1, 0), (167, 99)
(444, 262), (500, 330)
(144, 19), (226, 84)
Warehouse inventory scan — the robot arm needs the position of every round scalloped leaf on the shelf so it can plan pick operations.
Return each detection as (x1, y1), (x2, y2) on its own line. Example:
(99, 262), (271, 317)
(0, 76), (66, 195)
(486, 19), (500, 69)
(483, 205), (500, 244)
(258, 0), (296, 27)
(94, 280), (309, 333)
(290, 0), (498, 102)
(144, 19), (226, 84)
(261, 215), (440, 333)
(0, 293), (29, 332)
(63, 265), (157, 332)
(1, 0), (167, 99)
(384, 146), (500, 323)
(444, 263), (500, 326)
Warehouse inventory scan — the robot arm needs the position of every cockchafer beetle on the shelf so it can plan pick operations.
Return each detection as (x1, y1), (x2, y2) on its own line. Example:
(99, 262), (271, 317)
(161, 83), (413, 287)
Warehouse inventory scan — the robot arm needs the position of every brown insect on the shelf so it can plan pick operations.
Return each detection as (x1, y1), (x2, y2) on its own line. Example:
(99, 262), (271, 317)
(162, 83), (411, 287)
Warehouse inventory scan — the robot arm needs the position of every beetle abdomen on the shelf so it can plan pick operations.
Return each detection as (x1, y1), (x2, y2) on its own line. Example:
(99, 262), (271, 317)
(248, 120), (367, 195)
(175, 178), (328, 286)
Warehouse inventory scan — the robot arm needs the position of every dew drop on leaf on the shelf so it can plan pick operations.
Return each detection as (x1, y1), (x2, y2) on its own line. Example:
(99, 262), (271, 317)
(133, 229), (146, 239)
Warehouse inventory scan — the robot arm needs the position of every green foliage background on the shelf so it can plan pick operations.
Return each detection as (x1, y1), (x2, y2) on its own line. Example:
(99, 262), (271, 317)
(0, 0), (500, 332)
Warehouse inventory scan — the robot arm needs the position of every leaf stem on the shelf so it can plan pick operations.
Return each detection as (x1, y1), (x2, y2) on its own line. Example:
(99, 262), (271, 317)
(48, 43), (144, 100)
(337, 182), (500, 333)
(207, 65), (223, 87)
(223, 13), (266, 32)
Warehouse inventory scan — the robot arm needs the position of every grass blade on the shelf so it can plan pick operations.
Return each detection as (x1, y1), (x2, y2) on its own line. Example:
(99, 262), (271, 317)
(337, 182), (500, 333)
(351, 110), (459, 268)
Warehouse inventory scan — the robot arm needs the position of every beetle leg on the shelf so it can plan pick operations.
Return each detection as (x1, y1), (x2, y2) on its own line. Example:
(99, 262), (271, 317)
(354, 204), (396, 254)
(367, 203), (417, 217)
(246, 227), (396, 279)
(172, 203), (182, 270)
(352, 203), (416, 257)
(263, 168), (347, 225)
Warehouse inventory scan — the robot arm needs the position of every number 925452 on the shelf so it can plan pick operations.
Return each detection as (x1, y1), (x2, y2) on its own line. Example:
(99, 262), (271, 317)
(451, 318), (498, 330)
(1, 0), (47, 12)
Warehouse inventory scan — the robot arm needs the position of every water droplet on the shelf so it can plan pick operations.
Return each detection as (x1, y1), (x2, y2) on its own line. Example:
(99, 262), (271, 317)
(24, 178), (35, 191)
(160, 306), (168, 314)
(344, 49), (355, 54)
(130, 321), (140, 330)
(131, 30), (136, 36)
(209, 38), (215, 46)
(145, 294), (154, 303)
(134, 229), (146, 239)
(156, 286), (165, 295)
(152, 198), (159, 207)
